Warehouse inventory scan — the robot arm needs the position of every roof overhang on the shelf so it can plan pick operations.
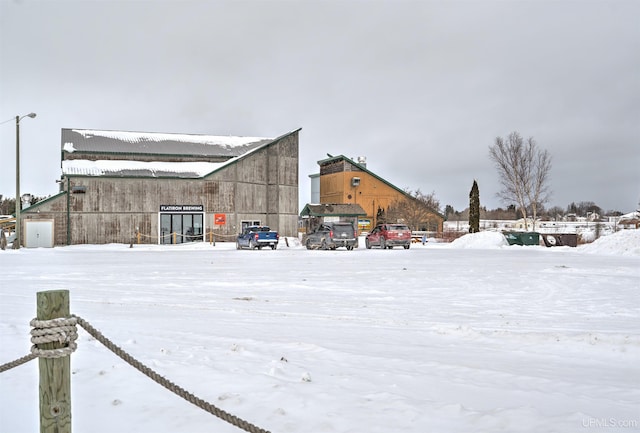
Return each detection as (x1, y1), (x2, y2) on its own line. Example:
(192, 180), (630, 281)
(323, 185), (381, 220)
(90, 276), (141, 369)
(300, 203), (367, 217)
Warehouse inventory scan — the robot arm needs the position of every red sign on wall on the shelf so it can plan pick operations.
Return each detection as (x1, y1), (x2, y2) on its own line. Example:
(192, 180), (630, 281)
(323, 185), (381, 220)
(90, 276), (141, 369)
(214, 214), (226, 225)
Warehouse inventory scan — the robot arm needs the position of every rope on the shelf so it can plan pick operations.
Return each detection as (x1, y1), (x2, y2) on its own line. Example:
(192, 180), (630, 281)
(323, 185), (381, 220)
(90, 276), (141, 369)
(0, 317), (78, 372)
(141, 232), (205, 241)
(0, 353), (37, 373)
(73, 315), (271, 433)
(206, 232), (237, 240)
(1, 315), (271, 433)
(134, 231), (237, 242)
(30, 317), (78, 358)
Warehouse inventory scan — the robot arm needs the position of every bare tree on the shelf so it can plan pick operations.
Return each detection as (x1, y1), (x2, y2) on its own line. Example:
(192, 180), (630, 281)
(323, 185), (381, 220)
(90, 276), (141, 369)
(489, 132), (552, 230)
(387, 189), (441, 231)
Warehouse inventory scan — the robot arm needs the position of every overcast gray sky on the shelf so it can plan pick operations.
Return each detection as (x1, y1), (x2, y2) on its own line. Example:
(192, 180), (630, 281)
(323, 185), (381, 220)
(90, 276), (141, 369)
(1, 0), (638, 214)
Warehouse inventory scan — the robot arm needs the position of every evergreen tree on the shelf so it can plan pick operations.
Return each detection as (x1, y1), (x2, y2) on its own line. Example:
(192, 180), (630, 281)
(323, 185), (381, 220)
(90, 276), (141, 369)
(469, 180), (480, 233)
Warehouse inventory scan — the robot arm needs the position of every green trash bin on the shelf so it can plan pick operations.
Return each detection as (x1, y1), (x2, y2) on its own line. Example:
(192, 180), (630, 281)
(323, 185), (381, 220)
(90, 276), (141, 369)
(504, 231), (540, 246)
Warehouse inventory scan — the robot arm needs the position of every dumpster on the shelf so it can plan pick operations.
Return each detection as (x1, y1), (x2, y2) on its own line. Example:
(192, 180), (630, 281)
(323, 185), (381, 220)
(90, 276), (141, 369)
(542, 233), (577, 247)
(503, 231), (540, 246)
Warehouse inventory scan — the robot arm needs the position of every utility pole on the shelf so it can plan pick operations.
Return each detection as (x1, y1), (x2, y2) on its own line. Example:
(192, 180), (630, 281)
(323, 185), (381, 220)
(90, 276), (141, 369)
(14, 112), (37, 249)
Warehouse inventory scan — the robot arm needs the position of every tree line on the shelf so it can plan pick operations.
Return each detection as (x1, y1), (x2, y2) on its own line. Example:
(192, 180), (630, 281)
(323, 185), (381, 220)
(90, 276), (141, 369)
(0, 195), (50, 216)
(445, 201), (622, 223)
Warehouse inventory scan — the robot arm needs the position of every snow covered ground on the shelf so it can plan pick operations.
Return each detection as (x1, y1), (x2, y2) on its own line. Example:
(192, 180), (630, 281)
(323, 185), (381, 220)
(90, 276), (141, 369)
(1, 230), (639, 433)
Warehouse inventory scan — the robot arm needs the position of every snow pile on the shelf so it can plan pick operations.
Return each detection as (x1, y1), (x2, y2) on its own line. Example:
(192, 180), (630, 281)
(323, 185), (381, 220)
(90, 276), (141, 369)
(447, 229), (640, 256)
(579, 229), (640, 256)
(449, 231), (508, 249)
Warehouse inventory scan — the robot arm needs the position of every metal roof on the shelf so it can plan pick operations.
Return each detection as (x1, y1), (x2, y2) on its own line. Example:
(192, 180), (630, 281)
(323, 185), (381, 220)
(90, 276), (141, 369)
(60, 128), (301, 179)
(61, 128), (273, 158)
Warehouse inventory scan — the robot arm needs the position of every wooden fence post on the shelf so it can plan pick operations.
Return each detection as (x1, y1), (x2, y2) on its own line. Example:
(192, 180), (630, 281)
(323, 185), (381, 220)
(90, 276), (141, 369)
(37, 290), (72, 433)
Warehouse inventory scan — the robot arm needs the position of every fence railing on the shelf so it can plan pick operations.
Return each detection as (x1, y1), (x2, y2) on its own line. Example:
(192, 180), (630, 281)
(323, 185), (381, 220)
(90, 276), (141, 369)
(132, 229), (238, 245)
(0, 290), (271, 433)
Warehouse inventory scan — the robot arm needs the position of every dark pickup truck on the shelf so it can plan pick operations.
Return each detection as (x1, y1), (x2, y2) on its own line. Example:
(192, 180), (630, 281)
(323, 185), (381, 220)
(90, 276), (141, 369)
(236, 226), (279, 250)
(305, 222), (358, 250)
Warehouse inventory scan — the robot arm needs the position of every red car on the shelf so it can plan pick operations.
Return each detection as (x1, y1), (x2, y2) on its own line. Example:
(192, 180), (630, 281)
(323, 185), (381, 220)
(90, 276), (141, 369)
(365, 224), (412, 249)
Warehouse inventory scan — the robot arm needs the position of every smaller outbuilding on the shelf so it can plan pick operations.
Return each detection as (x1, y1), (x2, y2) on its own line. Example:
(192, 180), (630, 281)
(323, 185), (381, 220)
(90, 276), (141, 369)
(299, 203), (367, 234)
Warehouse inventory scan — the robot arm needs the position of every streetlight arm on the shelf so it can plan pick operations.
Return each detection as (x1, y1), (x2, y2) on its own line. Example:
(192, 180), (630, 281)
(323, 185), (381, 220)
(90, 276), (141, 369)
(18, 112), (37, 122)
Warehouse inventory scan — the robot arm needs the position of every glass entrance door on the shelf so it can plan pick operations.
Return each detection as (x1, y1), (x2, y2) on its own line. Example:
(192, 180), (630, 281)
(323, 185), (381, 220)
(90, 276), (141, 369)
(160, 214), (172, 244)
(160, 213), (204, 244)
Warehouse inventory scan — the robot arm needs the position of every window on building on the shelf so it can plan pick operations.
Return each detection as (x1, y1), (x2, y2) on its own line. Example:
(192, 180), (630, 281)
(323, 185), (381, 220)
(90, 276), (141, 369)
(240, 220), (261, 232)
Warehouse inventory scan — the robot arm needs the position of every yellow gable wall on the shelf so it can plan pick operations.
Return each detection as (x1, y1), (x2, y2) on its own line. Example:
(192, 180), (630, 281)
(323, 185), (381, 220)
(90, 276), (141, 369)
(320, 171), (409, 228)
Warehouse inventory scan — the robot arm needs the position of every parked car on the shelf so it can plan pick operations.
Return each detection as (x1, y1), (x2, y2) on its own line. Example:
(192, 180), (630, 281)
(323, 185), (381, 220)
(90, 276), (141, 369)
(365, 223), (411, 249)
(236, 226), (279, 250)
(305, 222), (358, 250)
